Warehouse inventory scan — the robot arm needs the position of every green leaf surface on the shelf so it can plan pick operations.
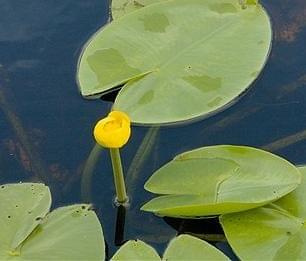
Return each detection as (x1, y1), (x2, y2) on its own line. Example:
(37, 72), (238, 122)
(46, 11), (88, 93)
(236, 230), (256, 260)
(111, 240), (160, 260)
(246, 0), (258, 5)
(0, 183), (51, 251)
(78, 0), (272, 125)
(163, 234), (229, 260)
(111, 0), (163, 20)
(16, 205), (104, 260)
(111, 234), (229, 260)
(0, 184), (104, 260)
(220, 166), (306, 260)
(111, 0), (259, 20)
(142, 145), (301, 217)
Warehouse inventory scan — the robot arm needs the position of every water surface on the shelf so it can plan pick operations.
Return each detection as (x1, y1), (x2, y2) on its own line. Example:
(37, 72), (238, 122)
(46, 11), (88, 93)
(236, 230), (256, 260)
(1, 0), (306, 258)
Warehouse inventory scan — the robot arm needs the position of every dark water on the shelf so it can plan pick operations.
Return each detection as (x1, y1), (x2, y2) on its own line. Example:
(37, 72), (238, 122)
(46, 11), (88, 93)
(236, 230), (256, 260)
(1, 0), (306, 259)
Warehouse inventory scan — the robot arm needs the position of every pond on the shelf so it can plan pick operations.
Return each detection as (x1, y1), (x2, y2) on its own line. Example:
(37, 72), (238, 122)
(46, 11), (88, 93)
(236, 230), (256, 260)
(0, 0), (306, 259)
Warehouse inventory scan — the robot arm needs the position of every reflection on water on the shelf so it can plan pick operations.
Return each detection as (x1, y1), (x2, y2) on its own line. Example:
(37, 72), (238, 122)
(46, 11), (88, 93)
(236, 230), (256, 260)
(1, 0), (306, 258)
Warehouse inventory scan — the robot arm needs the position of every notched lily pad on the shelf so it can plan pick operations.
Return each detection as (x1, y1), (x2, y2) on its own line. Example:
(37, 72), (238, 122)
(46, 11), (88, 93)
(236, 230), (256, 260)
(0, 183), (51, 251)
(141, 145), (301, 217)
(220, 166), (306, 260)
(0, 183), (104, 261)
(78, 0), (272, 125)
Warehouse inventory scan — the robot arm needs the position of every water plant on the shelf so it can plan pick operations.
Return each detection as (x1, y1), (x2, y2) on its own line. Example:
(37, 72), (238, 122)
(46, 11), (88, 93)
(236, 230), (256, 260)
(77, 0), (272, 125)
(94, 110), (131, 204)
(0, 183), (104, 260)
(141, 145), (301, 217)
(111, 234), (229, 260)
(220, 166), (306, 260)
(3, 0), (305, 259)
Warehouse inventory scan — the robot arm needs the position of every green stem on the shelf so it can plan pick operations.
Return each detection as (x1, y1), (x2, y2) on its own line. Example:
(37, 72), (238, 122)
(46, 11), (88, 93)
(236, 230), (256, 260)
(81, 143), (103, 202)
(110, 148), (128, 204)
(126, 127), (159, 195)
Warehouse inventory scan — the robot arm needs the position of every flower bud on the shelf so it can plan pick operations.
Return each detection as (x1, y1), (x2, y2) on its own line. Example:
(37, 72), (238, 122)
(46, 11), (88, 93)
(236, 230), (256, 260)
(94, 111), (131, 148)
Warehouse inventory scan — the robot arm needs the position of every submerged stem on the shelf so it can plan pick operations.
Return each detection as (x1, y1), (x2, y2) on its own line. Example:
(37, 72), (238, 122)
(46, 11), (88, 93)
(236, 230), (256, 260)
(0, 66), (50, 183)
(126, 127), (159, 195)
(81, 143), (103, 202)
(110, 148), (128, 204)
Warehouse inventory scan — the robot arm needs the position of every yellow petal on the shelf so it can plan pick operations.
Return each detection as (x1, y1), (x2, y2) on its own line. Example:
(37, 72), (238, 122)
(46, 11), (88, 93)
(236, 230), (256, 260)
(109, 111), (130, 125)
(93, 111), (131, 148)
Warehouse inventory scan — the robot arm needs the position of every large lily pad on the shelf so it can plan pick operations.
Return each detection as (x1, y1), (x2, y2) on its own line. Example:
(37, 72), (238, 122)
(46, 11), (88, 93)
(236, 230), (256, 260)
(111, 0), (259, 22)
(220, 166), (306, 260)
(141, 145), (301, 217)
(78, 0), (272, 125)
(0, 183), (104, 260)
(111, 234), (229, 260)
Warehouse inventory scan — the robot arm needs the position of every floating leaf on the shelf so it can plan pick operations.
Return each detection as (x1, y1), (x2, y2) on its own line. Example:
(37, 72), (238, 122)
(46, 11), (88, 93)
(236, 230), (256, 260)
(111, 0), (163, 20)
(220, 166), (306, 260)
(163, 234), (229, 260)
(111, 234), (229, 260)
(0, 183), (51, 251)
(141, 145), (301, 217)
(78, 0), (272, 125)
(111, 240), (160, 260)
(0, 183), (104, 260)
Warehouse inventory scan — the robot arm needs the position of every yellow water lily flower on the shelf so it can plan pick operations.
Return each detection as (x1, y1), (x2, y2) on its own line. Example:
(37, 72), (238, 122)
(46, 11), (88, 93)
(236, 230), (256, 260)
(94, 111), (131, 148)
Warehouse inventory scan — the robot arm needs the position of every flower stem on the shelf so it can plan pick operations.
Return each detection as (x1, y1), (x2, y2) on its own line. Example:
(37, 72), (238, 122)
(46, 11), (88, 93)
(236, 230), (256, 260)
(109, 148), (128, 204)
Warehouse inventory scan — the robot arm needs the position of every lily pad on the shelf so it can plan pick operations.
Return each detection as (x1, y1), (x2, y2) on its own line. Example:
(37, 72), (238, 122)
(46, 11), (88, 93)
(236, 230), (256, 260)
(0, 183), (104, 260)
(163, 234), (229, 260)
(111, 0), (257, 20)
(141, 145), (301, 217)
(111, 234), (229, 260)
(220, 166), (306, 260)
(111, 0), (163, 20)
(0, 183), (51, 251)
(78, 0), (272, 125)
(111, 240), (160, 260)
